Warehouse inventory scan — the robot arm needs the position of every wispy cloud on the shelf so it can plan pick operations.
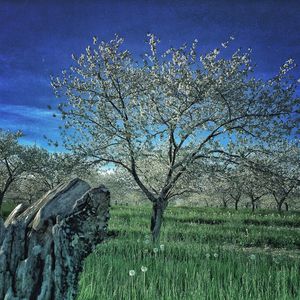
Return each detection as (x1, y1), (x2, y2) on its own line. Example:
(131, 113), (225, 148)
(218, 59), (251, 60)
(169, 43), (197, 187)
(0, 103), (62, 149)
(0, 103), (55, 120)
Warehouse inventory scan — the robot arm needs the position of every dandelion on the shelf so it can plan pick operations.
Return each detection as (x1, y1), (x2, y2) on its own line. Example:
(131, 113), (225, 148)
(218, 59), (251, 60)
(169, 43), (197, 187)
(129, 269), (136, 295)
(205, 253), (210, 259)
(141, 266), (147, 292)
(250, 254), (256, 261)
(144, 239), (150, 245)
(213, 253), (218, 258)
(153, 247), (159, 254)
(141, 266), (148, 273)
(160, 244), (165, 251)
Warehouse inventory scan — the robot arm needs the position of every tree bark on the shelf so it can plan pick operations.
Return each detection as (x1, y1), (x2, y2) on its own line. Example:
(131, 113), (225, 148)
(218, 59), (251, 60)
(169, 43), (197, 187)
(150, 200), (166, 243)
(0, 178), (111, 300)
(0, 191), (4, 214)
(277, 201), (283, 212)
(234, 200), (239, 210)
(251, 201), (255, 212)
(284, 202), (289, 211)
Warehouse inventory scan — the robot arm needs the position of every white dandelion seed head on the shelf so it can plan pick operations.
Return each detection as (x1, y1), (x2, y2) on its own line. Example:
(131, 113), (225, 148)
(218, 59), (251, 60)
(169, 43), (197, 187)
(250, 254), (256, 260)
(206, 253), (210, 258)
(129, 270), (136, 276)
(153, 247), (159, 253)
(141, 266), (148, 272)
(160, 244), (165, 251)
(213, 253), (218, 258)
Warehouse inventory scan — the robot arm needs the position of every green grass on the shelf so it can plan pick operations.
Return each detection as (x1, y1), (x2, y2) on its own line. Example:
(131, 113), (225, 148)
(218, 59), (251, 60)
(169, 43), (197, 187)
(0, 202), (15, 219)
(77, 206), (300, 300)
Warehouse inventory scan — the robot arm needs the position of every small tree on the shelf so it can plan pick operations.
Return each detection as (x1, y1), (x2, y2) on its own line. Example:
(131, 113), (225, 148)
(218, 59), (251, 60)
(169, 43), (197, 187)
(51, 35), (299, 241)
(246, 142), (300, 212)
(21, 151), (90, 204)
(36, 152), (89, 190)
(222, 166), (245, 210)
(11, 175), (46, 205)
(0, 130), (26, 211)
(241, 166), (268, 212)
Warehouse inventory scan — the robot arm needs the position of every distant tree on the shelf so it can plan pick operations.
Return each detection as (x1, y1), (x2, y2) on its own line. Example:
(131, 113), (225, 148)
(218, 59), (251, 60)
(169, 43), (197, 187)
(218, 164), (245, 210)
(246, 142), (300, 212)
(228, 178), (244, 211)
(0, 135), (90, 208)
(0, 130), (43, 211)
(10, 175), (46, 205)
(21, 151), (90, 205)
(51, 35), (299, 241)
(0, 130), (25, 211)
(241, 166), (268, 212)
(36, 152), (89, 190)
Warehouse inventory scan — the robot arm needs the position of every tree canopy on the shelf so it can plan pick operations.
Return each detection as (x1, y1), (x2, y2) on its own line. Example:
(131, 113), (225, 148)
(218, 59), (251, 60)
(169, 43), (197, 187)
(51, 34), (299, 240)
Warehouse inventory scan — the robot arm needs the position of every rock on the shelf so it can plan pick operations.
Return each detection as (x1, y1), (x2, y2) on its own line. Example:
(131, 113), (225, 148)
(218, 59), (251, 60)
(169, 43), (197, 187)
(0, 178), (111, 300)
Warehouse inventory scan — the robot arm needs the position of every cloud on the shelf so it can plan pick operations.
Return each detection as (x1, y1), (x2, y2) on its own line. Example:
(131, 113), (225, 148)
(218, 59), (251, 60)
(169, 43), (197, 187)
(0, 103), (53, 119)
(0, 103), (62, 149)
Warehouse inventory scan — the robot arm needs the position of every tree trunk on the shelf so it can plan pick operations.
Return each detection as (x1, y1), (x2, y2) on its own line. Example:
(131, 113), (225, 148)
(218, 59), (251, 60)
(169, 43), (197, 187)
(0, 178), (111, 300)
(284, 202), (289, 211)
(235, 200), (239, 211)
(222, 196), (228, 209)
(0, 191), (4, 215)
(251, 202), (255, 212)
(277, 201), (283, 212)
(150, 200), (166, 243)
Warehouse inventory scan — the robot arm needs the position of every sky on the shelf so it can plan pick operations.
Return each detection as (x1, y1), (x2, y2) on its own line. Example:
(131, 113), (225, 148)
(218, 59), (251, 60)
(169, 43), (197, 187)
(0, 0), (299, 150)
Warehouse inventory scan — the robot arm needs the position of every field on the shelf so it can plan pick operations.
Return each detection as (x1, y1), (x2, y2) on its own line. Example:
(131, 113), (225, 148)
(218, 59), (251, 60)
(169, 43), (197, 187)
(75, 205), (300, 300)
(1, 202), (15, 219)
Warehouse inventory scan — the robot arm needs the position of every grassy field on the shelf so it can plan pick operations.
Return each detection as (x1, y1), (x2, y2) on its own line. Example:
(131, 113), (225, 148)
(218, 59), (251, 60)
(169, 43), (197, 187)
(2, 202), (299, 299)
(1, 201), (15, 219)
(76, 205), (300, 300)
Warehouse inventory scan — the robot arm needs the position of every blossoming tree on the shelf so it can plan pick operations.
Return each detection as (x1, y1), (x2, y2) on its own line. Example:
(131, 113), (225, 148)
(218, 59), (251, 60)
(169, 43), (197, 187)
(51, 35), (299, 241)
(244, 141), (300, 211)
(0, 130), (23, 211)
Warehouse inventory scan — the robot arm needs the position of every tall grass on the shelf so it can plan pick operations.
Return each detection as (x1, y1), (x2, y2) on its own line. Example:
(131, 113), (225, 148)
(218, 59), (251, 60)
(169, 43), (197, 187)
(0, 202), (15, 219)
(77, 206), (300, 300)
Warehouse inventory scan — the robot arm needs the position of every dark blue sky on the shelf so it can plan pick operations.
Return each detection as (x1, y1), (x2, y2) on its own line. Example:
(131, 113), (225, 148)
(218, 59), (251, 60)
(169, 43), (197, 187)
(0, 0), (299, 150)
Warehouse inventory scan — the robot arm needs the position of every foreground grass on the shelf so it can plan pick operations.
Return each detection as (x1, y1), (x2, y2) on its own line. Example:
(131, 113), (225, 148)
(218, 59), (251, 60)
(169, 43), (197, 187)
(77, 206), (300, 300)
(0, 202), (15, 219)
